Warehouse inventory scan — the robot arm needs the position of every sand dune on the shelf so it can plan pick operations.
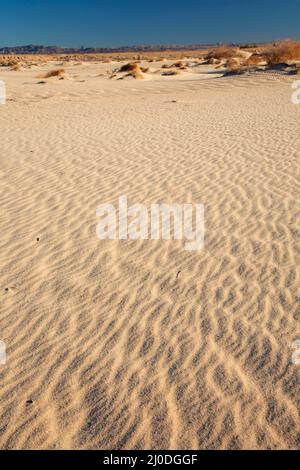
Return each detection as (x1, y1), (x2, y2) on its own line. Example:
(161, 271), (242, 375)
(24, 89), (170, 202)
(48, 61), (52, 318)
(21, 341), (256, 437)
(0, 59), (299, 449)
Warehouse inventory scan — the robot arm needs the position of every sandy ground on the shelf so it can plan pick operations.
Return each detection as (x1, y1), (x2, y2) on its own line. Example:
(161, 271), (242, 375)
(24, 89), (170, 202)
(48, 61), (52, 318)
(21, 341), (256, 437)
(0, 60), (299, 449)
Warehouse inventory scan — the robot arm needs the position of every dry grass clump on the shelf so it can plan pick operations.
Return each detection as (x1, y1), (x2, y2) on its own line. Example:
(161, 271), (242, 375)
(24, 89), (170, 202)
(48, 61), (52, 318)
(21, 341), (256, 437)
(118, 62), (139, 73)
(161, 61), (187, 70)
(175, 61), (187, 70)
(11, 63), (21, 71)
(205, 45), (242, 60)
(245, 53), (264, 66)
(116, 62), (144, 79)
(174, 61), (184, 67)
(262, 40), (300, 65)
(226, 58), (241, 70)
(0, 58), (18, 67)
(39, 68), (65, 79)
(126, 71), (144, 79)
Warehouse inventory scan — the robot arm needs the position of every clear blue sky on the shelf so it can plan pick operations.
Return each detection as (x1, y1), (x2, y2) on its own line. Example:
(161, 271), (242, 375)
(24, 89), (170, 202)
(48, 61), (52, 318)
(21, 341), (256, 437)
(1, 0), (300, 47)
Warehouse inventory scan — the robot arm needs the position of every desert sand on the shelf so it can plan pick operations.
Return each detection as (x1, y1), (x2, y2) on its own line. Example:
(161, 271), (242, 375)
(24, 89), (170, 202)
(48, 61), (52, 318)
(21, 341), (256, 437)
(0, 57), (299, 449)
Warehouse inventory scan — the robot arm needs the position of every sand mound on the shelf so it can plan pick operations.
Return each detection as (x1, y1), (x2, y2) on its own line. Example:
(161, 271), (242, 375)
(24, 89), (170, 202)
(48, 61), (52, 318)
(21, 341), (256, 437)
(161, 69), (181, 76)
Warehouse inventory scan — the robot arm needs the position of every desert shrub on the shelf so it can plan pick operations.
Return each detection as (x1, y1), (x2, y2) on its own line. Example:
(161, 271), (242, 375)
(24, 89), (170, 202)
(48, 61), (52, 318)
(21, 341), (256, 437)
(117, 62), (144, 79)
(226, 58), (241, 70)
(118, 63), (139, 73)
(0, 59), (18, 67)
(11, 63), (21, 71)
(245, 54), (264, 66)
(263, 40), (300, 65)
(125, 71), (144, 79)
(205, 45), (242, 60)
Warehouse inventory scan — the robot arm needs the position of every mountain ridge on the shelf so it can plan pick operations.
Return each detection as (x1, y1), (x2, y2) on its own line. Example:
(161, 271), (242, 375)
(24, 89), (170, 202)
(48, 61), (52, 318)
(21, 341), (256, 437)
(0, 43), (259, 54)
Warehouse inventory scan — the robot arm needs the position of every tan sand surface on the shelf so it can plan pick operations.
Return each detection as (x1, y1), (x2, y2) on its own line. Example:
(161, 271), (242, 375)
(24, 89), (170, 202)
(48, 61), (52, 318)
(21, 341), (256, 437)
(0, 60), (299, 449)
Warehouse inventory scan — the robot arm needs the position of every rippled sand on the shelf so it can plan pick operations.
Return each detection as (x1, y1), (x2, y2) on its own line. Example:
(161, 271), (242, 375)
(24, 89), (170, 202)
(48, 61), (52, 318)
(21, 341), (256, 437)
(0, 59), (299, 449)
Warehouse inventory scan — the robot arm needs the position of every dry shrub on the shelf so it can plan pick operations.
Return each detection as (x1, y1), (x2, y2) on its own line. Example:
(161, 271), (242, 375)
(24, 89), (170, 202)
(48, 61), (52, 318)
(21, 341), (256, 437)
(161, 61), (187, 70)
(245, 53), (264, 66)
(11, 63), (21, 71)
(226, 58), (241, 70)
(117, 62), (144, 79)
(118, 62), (139, 73)
(263, 40), (300, 65)
(40, 68), (65, 78)
(0, 59), (18, 67)
(174, 61), (184, 67)
(125, 71), (144, 79)
(205, 45), (242, 60)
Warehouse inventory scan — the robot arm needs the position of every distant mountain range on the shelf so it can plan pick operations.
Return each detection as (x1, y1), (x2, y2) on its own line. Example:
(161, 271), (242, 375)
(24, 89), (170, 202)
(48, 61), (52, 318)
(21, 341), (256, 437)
(0, 43), (250, 55)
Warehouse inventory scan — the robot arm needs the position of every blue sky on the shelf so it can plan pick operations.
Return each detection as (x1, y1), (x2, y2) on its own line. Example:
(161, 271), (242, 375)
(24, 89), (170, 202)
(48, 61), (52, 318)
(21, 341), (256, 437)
(1, 0), (300, 47)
